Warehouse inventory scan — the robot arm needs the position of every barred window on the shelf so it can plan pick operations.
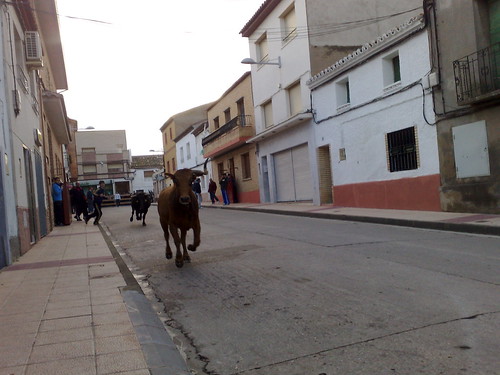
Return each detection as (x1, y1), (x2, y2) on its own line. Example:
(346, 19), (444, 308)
(386, 126), (418, 172)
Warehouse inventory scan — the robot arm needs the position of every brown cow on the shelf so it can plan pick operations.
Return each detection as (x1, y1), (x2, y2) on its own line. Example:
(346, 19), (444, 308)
(157, 160), (208, 268)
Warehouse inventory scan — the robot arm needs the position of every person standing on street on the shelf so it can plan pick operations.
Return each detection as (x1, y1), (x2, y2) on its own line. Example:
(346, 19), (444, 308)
(219, 174), (230, 205)
(71, 182), (87, 221)
(192, 178), (202, 208)
(86, 187), (94, 214)
(114, 192), (121, 206)
(85, 181), (105, 225)
(52, 177), (64, 226)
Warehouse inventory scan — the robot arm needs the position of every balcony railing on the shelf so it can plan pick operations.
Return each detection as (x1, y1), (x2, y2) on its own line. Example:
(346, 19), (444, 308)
(453, 42), (500, 105)
(202, 114), (252, 146)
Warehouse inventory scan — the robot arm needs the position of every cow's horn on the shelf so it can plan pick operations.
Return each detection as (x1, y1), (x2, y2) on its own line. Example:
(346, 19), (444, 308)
(203, 158), (209, 175)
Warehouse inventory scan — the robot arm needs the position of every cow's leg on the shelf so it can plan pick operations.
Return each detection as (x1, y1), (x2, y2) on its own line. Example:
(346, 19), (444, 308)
(169, 224), (184, 268)
(187, 220), (201, 252)
(130, 209), (134, 222)
(142, 212), (147, 226)
(159, 218), (172, 259)
(180, 229), (190, 263)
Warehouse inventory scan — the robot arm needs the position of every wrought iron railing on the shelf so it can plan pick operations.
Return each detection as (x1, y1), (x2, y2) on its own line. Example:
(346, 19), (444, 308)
(453, 42), (500, 104)
(202, 114), (252, 146)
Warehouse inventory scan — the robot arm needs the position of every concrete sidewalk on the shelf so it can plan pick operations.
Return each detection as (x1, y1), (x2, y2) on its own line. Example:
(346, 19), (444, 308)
(206, 202), (500, 236)
(0, 222), (190, 375)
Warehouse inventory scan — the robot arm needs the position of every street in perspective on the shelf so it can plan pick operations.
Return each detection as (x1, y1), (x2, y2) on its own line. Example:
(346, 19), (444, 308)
(102, 205), (500, 375)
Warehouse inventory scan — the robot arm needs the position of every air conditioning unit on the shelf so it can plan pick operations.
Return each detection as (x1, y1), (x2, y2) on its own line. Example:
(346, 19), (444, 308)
(25, 31), (43, 67)
(12, 89), (21, 114)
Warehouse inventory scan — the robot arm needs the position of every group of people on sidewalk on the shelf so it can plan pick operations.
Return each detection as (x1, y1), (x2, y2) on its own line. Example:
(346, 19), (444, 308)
(194, 173), (237, 208)
(51, 178), (106, 226)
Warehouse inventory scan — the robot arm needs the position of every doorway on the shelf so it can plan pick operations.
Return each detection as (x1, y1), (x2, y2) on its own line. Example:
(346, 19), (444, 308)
(317, 145), (333, 204)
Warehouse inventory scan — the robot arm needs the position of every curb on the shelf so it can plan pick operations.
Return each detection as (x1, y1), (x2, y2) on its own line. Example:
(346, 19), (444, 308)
(98, 225), (191, 375)
(207, 205), (500, 237)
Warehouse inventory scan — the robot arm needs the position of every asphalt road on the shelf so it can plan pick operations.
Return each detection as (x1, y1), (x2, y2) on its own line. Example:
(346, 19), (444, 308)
(101, 205), (500, 375)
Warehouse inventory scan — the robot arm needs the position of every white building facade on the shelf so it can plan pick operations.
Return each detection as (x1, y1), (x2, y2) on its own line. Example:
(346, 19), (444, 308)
(175, 121), (210, 197)
(241, 0), (423, 205)
(308, 16), (440, 210)
(242, 0), (316, 203)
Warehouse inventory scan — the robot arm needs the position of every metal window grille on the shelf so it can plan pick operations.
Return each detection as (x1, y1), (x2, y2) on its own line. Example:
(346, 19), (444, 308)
(453, 42), (500, 104)
(386, 127), (418, 172)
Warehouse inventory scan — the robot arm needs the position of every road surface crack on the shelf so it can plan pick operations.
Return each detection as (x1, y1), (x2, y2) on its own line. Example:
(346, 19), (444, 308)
(231, 310), (500, 374)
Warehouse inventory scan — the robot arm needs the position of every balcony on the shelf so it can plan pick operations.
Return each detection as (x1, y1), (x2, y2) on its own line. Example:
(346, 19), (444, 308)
(202, 115), (254, 158)
(453, 42), (500, 105)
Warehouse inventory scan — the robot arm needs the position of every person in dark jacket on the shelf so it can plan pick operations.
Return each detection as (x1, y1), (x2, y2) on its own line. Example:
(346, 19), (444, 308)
(219, 174), (230, 205)
(208, 178), (219, 204)
(86, 187), (94, 214)
(51, 177), (64, 226)
(192, 178), (202, 208)
(71, 182), (87, 221)
(85, 181), (105, 225)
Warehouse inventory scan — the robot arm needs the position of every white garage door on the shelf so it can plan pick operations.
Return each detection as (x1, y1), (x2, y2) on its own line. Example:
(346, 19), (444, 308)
(274, 144), (313, 202)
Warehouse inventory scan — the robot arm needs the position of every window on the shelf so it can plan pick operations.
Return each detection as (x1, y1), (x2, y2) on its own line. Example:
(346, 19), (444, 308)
(336, 78), (350, 109)
(224, 108), (231, 123)
(489, 0), (500, 45)
(228, 158), (235, 177)
(186, 142), (191, 160)
(81, 148), (96, 163)
(237, 98), (247, 125)
(108, 163), (123, 172)
(180, 146), (184, 163)
(217, 162), (224, 179)
(166, 161), (170, 173)
(169, 127), (173, 140)
(383, 51), (401, 88)
(281, 6), (297, 44)
(287, 81), (302, 116)
(214, 116), (220, 129)
(263, 100), (273, 128)
(172, 158), (176, 171)
(386, 126), (419, 172)
(241, 153), (251, 179)
(257, 33), (269, 63)
(83, 164), (97, 174)
(144, 170), (154, 178)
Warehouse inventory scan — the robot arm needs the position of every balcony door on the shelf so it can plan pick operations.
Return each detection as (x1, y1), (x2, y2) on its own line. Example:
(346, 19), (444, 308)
(490, 0), (500, 45)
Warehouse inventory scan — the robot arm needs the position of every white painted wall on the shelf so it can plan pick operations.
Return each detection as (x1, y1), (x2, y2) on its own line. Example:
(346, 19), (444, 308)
(131, 169), (155, 193)
(175, 127), (210, 194)
(246, 0), (319, 203)
(311, 28), (438, 188)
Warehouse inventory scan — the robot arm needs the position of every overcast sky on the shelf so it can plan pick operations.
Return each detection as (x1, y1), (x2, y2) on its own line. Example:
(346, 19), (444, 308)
(57, 0), (264, 156)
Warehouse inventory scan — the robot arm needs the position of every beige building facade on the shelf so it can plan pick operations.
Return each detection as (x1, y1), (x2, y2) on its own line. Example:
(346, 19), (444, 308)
(75, 130), (132, 196)
(160, 102), (213, 175)
(203, 72), (260, 203)
(427, 0), (500, 213)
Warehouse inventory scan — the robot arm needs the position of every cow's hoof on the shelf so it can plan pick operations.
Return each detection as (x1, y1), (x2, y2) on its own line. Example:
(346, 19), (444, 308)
(188, 244), (197, 252)
(142, 222), (146, 226)
(183, 255), (191, 263)
(175, 260), (184, 268)
(129, 217), (133, 222)
(166, 252), (172, 259)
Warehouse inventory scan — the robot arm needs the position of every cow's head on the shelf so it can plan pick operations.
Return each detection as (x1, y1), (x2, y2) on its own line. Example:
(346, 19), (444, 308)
(166, 159), (208, 205)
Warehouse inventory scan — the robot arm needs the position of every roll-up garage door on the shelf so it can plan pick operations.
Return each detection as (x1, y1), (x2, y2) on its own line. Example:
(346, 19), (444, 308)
(274, 144), (313, 202)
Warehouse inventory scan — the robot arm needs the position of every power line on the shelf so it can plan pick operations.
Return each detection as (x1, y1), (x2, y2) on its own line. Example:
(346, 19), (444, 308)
(1, 1), (112, 24)
(247, 6), (421, 42)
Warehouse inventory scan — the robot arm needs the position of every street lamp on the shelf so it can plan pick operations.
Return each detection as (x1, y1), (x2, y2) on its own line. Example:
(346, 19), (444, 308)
(241, 56), (281, 68)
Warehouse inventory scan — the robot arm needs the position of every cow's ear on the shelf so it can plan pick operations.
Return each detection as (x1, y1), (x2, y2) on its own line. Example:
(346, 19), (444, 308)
(166, 173), (177, 184)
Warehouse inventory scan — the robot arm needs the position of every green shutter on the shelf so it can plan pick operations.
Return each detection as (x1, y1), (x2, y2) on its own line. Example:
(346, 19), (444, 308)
(489, 0), (500, 45)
